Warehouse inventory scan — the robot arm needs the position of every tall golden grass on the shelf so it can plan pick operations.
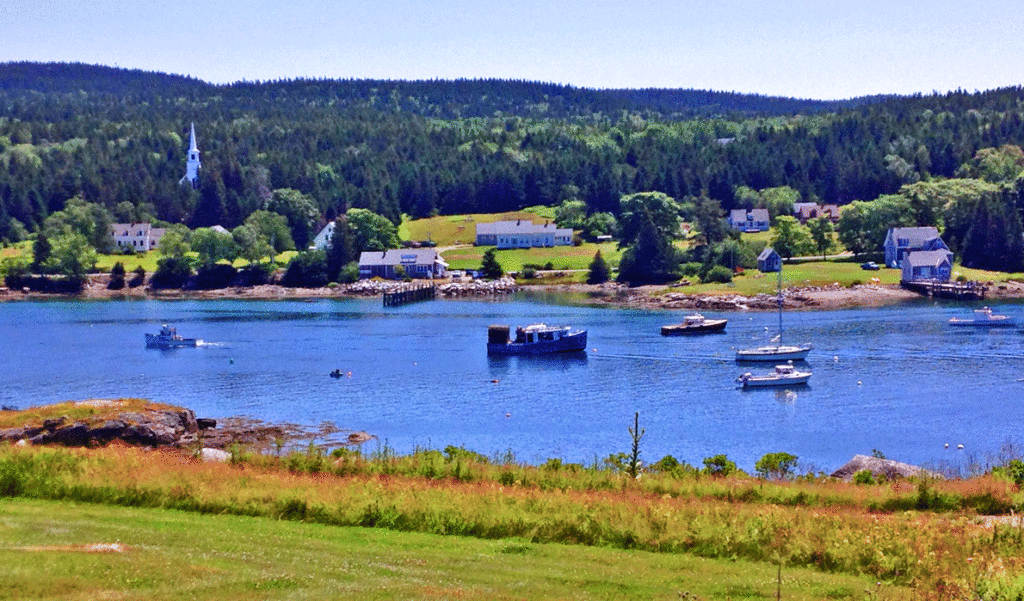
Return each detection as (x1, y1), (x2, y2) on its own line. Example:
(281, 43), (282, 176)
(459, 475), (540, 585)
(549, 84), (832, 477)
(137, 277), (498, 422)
(3, 443), (1024, 598)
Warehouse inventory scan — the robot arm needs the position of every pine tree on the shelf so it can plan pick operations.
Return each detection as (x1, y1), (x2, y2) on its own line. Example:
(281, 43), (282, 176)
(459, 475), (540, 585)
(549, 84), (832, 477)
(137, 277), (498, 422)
(586, 250), (610, 284)
(480, 248), (503, 279)
(32, 231), (51, 272)
(326, 218), (355, 282)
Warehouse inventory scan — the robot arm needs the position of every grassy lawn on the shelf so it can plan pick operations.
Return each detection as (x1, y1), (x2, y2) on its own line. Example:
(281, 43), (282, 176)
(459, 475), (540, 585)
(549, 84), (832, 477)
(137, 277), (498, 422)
(0, 497), (897, 601)
(443, 242), (620, 273)
(402, 207), (559, 247)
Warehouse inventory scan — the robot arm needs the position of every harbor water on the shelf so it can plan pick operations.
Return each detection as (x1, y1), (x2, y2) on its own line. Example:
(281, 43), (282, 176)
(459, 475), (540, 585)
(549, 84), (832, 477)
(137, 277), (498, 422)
(2, 295), (1023, 474)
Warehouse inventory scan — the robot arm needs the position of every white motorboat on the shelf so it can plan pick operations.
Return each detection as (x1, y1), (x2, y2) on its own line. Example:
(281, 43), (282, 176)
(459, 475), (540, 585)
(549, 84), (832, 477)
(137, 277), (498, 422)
(948, 307), (1015, 328)
(736, 266), (811, 362)
(737, 362), (812, 388)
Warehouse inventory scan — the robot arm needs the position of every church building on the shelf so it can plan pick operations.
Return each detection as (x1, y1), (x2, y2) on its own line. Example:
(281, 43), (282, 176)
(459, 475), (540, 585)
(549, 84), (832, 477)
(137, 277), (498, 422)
(179, 123), (201, 189)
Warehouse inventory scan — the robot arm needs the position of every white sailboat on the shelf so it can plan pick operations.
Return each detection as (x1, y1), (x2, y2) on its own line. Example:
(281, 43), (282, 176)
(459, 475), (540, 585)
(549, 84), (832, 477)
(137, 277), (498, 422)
(735, 267), (811, 362)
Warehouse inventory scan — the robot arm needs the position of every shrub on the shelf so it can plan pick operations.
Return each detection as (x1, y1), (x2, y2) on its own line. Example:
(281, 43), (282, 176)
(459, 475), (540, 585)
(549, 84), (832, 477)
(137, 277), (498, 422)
(853, 470), (877, 485)
(520, 267), (536, 279)
(680, 262), (702, 276)
(151, 257), (191, 289)
(702, 454), (737, 477)
(337, 261), (359, 283)
(238, 263), (273, 286)
(280, 251), (328, 288)
(701, 265), (733, 284)
(194, 263), (238, 289)
(129, 265), (146, 287)
(754, 452), (798, 480)
(107, 262), (126, 290)
(992, 459), (1024, 485)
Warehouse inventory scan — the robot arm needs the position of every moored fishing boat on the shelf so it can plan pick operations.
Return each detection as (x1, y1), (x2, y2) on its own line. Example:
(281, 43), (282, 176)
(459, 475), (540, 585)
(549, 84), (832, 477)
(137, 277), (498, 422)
(145, 324), (199, 348)
(487, 323), (587, 355)
(661, 312), (727, 335)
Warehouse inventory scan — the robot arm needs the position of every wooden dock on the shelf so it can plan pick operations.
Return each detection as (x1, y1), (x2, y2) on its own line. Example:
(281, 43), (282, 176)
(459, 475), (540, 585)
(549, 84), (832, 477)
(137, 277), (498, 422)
(901, 280), (987, 300)
(383, 283), (436, 307)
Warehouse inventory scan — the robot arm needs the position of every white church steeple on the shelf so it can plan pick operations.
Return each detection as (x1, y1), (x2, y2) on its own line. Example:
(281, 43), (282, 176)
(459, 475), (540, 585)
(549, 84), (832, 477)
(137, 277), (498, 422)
(179, 123), (201, 189)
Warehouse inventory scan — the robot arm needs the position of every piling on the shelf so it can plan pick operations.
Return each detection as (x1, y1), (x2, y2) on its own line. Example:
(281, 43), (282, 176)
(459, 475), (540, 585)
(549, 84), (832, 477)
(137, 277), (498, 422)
(383, 283), (437, 307)
(900, 280), (986, 300)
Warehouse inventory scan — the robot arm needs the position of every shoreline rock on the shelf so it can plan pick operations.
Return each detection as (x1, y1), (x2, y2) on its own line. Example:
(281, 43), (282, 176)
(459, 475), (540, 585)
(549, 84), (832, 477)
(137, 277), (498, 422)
(0, 400), (370, 452)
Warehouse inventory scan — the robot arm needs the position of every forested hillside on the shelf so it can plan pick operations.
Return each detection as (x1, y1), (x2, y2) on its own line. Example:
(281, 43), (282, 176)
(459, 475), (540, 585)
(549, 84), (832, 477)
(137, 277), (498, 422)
(1, 61), (1023, 242)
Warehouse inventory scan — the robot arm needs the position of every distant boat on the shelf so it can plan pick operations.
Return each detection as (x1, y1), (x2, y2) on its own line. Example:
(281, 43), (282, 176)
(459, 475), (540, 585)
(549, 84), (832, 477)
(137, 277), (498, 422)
(487, 323), (587, 355)
(661, 312), (727, 335)
(737, 362), (812, 388)
(948, 307), (1015, 328)
(736, 266), (811, 362)
(145, 324), (198, 348)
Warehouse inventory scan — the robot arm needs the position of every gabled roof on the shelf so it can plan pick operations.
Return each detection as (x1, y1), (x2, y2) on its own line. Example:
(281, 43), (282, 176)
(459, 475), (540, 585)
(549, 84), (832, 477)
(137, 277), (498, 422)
(476, 220), (569, 236)
(758, 246), (779, 261)
(887, 227), (940, 247)
(749, 208), (769, 221)
(358, 249), (440, 267)
(903, 249), (952, 268)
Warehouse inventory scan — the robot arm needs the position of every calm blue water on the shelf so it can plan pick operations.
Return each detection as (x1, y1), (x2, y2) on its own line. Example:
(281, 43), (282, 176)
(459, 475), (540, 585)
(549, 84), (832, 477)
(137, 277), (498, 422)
(2, 295), (1023, 473)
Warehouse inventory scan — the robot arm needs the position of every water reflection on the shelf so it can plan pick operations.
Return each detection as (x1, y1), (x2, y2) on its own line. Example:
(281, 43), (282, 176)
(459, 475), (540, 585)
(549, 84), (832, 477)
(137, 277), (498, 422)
(487, 352), (589, 376)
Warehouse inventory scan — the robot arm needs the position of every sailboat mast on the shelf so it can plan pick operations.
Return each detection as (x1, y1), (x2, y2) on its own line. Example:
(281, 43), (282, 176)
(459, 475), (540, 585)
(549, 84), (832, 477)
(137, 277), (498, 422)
(777, 266), (783, 344)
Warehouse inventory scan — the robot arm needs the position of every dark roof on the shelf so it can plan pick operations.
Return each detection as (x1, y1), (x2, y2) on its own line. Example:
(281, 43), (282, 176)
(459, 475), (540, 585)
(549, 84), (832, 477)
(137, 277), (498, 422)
(358, 249), (440, 267)
(888, 227), (941, 247)
(903, 249), (952, 268)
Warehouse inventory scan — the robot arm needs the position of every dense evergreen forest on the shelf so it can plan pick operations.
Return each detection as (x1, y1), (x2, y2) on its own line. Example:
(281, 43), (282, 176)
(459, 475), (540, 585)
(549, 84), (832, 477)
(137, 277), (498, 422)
(2, 61), (1024, 243)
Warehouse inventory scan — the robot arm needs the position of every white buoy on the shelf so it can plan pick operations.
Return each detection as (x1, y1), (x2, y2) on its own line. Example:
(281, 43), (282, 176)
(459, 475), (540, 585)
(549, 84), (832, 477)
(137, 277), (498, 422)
(944, 443), (949, 449)
(957, 444), (964, 450)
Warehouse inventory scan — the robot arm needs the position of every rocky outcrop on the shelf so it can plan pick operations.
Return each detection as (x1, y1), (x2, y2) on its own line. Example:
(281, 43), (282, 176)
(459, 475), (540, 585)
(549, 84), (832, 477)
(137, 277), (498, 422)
(831, 454), (942, 481)
(437, 277), (517, 297)
(1, 408), (200, 448)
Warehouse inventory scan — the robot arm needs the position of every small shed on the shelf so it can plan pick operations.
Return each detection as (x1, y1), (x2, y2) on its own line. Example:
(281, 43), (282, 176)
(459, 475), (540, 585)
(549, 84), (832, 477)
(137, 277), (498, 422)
(757, 247), (781, 273)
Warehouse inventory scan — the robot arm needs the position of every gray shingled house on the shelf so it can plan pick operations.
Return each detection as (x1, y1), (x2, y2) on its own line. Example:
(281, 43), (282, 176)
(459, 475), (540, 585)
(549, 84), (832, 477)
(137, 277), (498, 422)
(358, 249), (448, 279)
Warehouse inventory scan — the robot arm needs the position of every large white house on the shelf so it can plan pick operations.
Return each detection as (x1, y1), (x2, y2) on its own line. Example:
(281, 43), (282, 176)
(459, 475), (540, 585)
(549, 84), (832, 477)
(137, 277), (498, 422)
(474, 220), (573, 249)
(111, 223), (165, 252)
(728, 209), (770, 232)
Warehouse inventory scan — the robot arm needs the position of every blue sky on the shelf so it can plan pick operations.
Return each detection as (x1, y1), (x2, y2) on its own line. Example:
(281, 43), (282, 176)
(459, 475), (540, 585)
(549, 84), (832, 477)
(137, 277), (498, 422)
(2, 0), (1022, 100)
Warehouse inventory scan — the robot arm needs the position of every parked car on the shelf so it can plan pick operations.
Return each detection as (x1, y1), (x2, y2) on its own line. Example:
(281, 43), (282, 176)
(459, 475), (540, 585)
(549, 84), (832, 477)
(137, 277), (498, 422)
(860, 261), (880, 270)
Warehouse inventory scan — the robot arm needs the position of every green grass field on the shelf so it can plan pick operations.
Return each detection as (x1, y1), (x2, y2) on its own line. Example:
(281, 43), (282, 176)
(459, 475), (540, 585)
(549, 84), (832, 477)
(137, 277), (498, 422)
(442, 242), (621, 273)
(402, 207), (557, 247)
(0, 497), (900, 600)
